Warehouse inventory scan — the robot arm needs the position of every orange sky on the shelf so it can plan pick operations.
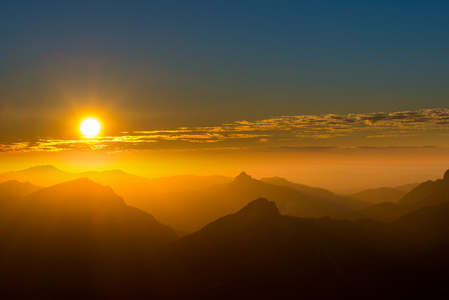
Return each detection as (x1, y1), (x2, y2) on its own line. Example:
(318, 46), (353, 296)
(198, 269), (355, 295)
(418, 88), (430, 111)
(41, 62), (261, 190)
(2, 2), (449, 191)
(2, 108), (449, 190)
(1, 145), (449, 191)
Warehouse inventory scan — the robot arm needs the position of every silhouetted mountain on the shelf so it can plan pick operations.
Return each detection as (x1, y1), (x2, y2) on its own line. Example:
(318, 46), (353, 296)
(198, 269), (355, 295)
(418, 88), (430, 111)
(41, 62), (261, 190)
(2, 165), (233, 192)
(0, 180), (41, 199)
(155, 198), (449, 299)
(1, 165), (151, 188)
(0, 178), (177, 299)
(392, 201), (449, 247)
(3, 175), (449, 299)
(345, 187), (406, 208)
(261, 176), (355, 208)
(0, 177), (177, 246)
(338, 202), (404, 223)
(393, 182), (420, 193)
(1, 166), (236, 232)
(2, 165), (79, 186)
(81, 169), (151, 186)
(136, 171), (365, 232)
(222, 172), (353, 215)
(339, 169), (449, 223)
(2, 167), (361, 232)
(185, 197), (281, 238)
(396, 171), (449, 208)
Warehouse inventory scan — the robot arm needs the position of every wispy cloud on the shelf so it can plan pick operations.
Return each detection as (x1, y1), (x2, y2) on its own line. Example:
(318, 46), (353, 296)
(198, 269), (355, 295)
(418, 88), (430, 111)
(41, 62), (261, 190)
(2, 108), (449, 152)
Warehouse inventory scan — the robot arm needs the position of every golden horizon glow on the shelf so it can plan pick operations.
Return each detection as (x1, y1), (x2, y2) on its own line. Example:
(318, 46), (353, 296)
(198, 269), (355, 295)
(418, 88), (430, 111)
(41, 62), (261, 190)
(80, 117), (102, 138)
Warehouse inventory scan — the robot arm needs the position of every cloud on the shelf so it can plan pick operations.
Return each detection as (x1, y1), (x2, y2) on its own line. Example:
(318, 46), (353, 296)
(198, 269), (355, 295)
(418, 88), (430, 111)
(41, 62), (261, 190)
(2, 108), (449, 152)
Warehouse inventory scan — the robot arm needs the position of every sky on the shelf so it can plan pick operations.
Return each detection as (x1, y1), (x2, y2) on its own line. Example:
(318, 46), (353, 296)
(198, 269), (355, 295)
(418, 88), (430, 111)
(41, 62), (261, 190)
(1, 0), (449, 188)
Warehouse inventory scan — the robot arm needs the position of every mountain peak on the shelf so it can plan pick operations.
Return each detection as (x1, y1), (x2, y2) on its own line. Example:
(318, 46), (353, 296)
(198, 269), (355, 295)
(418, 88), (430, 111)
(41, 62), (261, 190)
(24, 165), (63, 172)
(30, 178), (126, 210)
(260, 176), (291, 186)
(237, 198), (280, 218)
(444, 169), (449, 181)
(0, 180), (42, 198)
(234, 171), (253, 182)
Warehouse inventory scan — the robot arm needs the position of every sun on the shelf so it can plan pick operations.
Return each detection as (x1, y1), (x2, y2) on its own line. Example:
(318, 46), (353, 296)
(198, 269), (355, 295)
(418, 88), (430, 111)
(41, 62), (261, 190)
(80, 117), (102, 138)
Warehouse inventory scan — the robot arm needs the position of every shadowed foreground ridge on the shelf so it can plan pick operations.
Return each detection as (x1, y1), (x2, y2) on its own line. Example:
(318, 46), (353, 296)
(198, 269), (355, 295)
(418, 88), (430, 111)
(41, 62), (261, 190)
(163, 169), (449, 299)
(156, 196), (449, 299)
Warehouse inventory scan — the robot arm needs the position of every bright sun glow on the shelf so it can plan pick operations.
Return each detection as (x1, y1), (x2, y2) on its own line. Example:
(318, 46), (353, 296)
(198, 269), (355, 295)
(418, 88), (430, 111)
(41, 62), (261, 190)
(80, 117), (102, 138)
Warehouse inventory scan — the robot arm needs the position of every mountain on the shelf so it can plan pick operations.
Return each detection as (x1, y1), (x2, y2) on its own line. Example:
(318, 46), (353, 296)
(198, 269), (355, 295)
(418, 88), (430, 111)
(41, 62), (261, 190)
(2, 166), (432, 233)
(396, 170), (449, 208)
(135, 171), (357, 232)
(393, 182), (420, 193)
(338, 201), (404, 223)
(1, 165), (79, 186)
(0, 178), (177, 299)
(345, 187), (406, 208)
(2, 166), (361, 232)
(339, 169), (449, 223)
(2, 177), (449, 299)
(1, 166), (236, 232)
(223, 172), (351, 215)
(1, 165), (152, 188)
(2, 165), (232, 192)
(261, 176), (356, 209)
(0, 180), (41, 199)
(392, 201), (449, 247)
(155, 198), (448, 299)
(0, 177), (177, 247)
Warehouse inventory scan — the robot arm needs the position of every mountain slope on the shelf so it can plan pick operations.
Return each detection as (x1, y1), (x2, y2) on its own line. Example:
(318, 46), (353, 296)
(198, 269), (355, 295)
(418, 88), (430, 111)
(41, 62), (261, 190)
(0, 178), (177, 249)
(2, 165), (79, 186)
(396, 170), (449, 208)
(156, 198), (439, 299)
(261, 176), (354, 209)
(2, 166), (357, 232)
(392, 201), (449, 247)
(393, 183), (420, 193)
(141, 172), (356, 232)
(338, 169), (449, 223)
(0, 178), (177, 299)
(345, 187), (406, 208)
(0, 180), (41, 199)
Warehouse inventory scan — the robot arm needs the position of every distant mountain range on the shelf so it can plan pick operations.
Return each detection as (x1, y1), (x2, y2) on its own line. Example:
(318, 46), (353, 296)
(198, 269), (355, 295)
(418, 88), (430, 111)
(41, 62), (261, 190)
(0, 180), (41, 199)
(0, 165), (431, 232)
(2, 170), (449, 299)
(120, 171), (358, 231)
(339, 170), (449, 223)
(344, 187), (406, 208)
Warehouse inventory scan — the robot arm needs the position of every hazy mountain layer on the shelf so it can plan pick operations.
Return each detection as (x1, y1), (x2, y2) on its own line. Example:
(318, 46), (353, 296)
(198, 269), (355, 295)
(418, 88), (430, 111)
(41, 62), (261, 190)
(0, 178), (177, 300)
(345, 187), (406, 208)
(126, 171), (358, 232)
(2, 165), (441, 232)
(338, 169), (449, 223)
(2, 166), (360, 232)
(0, 180), (42, 199)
